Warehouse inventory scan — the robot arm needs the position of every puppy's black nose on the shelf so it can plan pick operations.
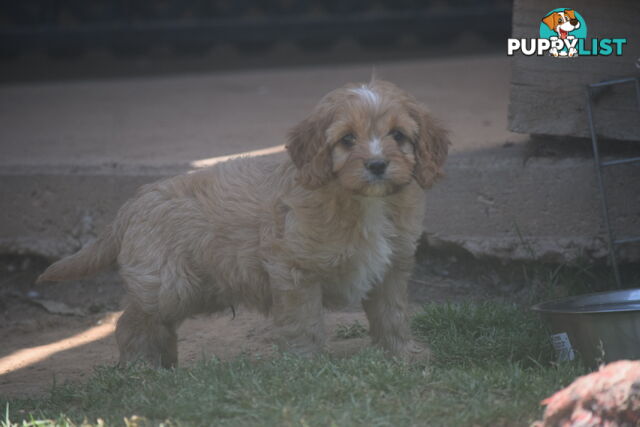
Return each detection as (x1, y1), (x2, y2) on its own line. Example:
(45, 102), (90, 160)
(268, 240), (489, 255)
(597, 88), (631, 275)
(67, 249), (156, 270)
(365, 159), (389, 176)
(570, 18), (578, 25)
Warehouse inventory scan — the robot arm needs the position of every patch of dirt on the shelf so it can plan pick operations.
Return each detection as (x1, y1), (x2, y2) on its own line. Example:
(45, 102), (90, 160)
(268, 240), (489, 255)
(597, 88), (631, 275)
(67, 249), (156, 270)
(0, 254), (498, 398)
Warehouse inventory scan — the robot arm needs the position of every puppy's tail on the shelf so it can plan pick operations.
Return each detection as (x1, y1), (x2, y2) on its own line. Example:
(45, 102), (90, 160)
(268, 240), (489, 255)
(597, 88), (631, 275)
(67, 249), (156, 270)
(37, 223), (121, 283)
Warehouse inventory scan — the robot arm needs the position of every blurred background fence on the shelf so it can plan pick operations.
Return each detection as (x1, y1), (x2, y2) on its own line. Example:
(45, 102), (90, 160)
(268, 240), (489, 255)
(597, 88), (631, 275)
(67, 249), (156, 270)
(1, 0), (511, 58)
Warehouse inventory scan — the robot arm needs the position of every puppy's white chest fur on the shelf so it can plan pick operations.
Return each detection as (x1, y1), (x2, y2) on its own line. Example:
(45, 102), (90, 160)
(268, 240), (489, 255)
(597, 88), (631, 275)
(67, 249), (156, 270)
(332, 198), (394, 304)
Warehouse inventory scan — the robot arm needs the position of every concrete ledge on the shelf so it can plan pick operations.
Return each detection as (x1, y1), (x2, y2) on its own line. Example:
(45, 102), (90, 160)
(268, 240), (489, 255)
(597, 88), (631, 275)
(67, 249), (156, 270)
(0, 170), (172, 258)
(424, 149), (640, 263)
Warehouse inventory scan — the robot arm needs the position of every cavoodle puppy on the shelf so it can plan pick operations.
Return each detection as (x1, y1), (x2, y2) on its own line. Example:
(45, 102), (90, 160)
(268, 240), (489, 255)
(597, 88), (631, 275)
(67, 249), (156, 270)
(38, 79), (449, 368)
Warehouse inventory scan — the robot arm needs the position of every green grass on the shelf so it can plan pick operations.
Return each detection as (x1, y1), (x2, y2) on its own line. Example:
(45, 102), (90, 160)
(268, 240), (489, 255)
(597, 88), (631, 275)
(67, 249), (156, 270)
(1, 302), (587, 427)
(412, 302), (555, 368)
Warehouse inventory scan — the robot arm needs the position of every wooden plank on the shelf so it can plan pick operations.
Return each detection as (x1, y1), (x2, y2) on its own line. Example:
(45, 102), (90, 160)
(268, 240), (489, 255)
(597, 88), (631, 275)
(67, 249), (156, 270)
(508, 0), (640, 141)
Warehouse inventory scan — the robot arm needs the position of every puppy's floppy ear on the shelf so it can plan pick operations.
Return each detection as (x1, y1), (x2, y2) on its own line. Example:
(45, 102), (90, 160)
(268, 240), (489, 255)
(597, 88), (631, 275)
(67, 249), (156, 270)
(408, 101), (450, 189)
(541, 13), (557, 31)
(564, 9), (576, 20)
(286, 107), (335, 189)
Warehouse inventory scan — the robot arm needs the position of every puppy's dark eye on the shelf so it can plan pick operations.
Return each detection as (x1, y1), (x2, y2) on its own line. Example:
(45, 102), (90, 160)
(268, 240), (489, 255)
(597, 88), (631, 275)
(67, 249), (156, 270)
(340, 133), (356, 148)
(390, 129), (407, 144)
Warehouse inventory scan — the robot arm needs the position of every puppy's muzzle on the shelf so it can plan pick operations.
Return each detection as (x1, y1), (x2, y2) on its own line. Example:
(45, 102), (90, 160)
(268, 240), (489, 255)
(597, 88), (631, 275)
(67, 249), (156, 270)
(365, 159), (389, 176)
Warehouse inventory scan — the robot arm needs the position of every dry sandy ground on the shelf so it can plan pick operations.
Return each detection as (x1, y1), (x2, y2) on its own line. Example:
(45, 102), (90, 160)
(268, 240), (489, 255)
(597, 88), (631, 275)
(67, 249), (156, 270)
(0, 303), (369, 397)
(0, 255), (485, 398)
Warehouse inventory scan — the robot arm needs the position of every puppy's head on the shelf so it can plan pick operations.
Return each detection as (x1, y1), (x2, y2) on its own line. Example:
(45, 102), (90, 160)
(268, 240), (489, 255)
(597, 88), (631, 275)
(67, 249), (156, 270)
(287, 80), (449, 196)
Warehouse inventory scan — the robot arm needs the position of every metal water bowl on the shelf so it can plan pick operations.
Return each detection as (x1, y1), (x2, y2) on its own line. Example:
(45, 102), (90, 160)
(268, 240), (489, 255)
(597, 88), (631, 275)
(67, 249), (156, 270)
(532, 288), (640, 366)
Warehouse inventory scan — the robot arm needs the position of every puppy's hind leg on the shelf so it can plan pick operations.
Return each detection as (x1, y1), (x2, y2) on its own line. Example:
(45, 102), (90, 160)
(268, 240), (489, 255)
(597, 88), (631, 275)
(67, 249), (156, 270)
(116, 258), (206, 368)
(116, 301), (178, 369)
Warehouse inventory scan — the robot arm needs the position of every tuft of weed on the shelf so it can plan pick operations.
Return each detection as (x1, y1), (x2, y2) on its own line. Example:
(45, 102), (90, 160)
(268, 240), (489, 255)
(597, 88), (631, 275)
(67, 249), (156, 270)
(334, 321), (368, 340)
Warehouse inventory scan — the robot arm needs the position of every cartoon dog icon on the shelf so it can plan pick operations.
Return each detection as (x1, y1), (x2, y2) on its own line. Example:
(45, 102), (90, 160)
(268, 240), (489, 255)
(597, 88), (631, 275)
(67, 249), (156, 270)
(541, 9), (581, 57)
